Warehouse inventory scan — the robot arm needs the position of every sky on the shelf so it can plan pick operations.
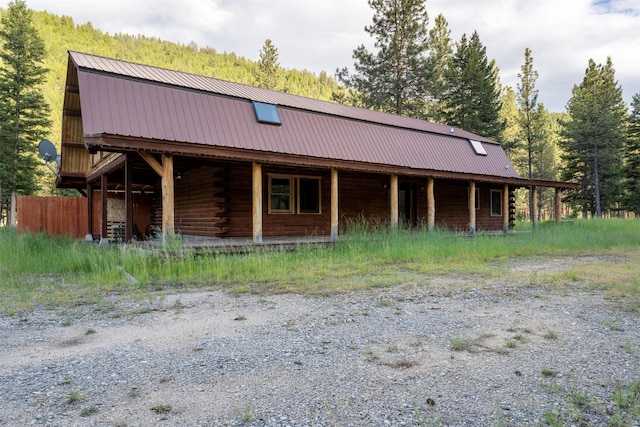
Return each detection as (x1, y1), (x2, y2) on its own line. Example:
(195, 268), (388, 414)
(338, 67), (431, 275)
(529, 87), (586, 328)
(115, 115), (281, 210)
(23, 0), (640, 112)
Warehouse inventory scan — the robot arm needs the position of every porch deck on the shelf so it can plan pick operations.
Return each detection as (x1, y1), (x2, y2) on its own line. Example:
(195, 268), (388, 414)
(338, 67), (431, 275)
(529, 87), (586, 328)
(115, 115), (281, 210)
(132, 234), (337, 255)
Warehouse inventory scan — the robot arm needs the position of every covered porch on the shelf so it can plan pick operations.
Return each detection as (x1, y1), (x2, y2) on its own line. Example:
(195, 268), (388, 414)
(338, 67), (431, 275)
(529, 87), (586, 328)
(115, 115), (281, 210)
(77, 150), (575, 245)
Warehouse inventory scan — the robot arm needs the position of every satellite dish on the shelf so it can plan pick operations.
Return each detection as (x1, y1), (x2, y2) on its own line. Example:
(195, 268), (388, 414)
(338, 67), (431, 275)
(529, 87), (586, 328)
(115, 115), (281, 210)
(38, 139), (60, 178)
(38, 139), (57, 162)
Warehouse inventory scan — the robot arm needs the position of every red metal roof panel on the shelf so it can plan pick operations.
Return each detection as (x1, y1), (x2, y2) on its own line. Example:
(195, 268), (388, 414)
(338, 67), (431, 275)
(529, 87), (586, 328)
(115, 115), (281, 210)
(76, 69), (519, 179)
(70, 51), (495, 144)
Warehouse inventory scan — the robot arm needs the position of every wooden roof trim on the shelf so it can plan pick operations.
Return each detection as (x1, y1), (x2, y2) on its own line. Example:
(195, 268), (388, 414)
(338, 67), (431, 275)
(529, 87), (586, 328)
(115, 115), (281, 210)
(84, 134), (577, 189)
(86, 152), (127, 182)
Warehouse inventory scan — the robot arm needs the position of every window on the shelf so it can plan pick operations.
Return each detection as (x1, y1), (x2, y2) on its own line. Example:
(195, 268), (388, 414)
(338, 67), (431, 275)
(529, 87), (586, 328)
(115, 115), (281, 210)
(298, 177), (320, 214)
(469, 139), (487, 156)
(268, 174), (321, 214)
(252, 101), (282, 125)
(269, 176), (292, 213)
(468, 187), (479, 210)
(491, 189), (502, 216)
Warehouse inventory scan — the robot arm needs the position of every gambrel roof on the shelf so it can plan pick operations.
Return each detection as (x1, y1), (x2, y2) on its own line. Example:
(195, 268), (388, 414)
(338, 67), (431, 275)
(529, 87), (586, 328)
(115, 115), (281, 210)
(59, 51), (575, 189)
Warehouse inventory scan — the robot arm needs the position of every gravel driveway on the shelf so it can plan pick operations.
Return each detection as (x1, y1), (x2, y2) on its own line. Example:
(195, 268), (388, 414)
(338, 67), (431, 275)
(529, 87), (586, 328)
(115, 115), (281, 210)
(1, 256), (639, 426)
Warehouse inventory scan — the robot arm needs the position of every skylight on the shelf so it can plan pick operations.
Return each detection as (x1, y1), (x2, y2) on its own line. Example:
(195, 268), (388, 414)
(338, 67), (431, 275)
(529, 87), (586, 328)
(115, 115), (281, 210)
(252, 101), (282, 125)
(469, 139), (487, 156)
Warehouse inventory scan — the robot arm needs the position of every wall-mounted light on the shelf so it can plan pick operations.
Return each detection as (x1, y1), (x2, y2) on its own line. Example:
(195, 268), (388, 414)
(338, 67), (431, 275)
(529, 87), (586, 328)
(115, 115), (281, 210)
(175, 171), (182, 180)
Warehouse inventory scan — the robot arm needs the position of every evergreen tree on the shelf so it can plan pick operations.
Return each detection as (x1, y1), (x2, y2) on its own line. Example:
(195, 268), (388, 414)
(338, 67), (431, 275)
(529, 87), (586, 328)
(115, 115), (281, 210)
(256, 39), (280, 90)
(560, 58), (626, 217)
(499, 86), (520, 156)
(424, 13), (452, 123)
(623, 91), (640, 215)
(516, 48), (543, 222)
(0, 0), (51, 225)
(336, 0), (430, 118)
(440, 31), (505, 141)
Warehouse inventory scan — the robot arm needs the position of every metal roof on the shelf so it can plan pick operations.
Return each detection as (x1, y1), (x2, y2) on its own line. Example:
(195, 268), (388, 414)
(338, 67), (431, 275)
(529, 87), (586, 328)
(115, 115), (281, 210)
(70, 51), (520, 180)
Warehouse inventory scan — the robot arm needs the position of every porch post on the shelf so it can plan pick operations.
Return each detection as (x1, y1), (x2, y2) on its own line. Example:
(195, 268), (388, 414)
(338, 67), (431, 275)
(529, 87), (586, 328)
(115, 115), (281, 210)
(555, 188), (563, 224)
(468, 181), (476, 235)
(125, 155), (133, 242)
(330, 168), (339, 241)
(390, 174), (398, 230)
(531, 185), (539, 229)
(503, 184), (509, 233)
(100, 174), (108, 243)
(427, 176), (435, 232)
(161, 154), (175, 239)
(252, 162), (263, 243)
(86, 182), (93, 241)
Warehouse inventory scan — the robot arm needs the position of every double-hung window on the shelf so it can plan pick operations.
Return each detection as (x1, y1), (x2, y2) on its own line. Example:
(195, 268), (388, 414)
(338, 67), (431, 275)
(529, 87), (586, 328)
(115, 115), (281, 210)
(269, 174), (321, 214)
(269, 176), (293, 213)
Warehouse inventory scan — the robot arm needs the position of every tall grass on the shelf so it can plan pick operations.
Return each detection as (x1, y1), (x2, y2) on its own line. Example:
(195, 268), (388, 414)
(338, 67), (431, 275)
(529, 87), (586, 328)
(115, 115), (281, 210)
(1, 218), (639, 313)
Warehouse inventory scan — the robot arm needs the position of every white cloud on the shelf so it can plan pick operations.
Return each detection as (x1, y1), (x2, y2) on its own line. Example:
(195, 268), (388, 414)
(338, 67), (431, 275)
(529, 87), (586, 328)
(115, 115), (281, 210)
(20, 0), (640, 111)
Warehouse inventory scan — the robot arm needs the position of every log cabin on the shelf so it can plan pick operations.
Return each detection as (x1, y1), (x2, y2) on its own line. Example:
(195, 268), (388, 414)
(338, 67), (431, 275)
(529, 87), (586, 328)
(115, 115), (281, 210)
(56, 51), (576, 244)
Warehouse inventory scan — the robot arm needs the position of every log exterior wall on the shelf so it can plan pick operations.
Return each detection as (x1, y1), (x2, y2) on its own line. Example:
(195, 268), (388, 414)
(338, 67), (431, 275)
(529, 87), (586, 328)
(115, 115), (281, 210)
(338, 171), (390, 228)
(225, 163), (332, 238)
(223, 165), (511, 236)
(24, 160), (514, 240)
(174, 165), (228, 237)
(432, 180), (507, 231)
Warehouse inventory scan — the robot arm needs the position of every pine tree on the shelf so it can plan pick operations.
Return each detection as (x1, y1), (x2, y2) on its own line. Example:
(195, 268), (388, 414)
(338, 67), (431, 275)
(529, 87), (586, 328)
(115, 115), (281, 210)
(0, 0), (51, 225)
(517, 48), (543, 222)
(560, 58), (626, 217)
(256, 39), (280, 90)
(623, 92), (640, 215)
(336, 0), (430, 118)
(440, 31), (505, 141)
(424, 13), (452, 123)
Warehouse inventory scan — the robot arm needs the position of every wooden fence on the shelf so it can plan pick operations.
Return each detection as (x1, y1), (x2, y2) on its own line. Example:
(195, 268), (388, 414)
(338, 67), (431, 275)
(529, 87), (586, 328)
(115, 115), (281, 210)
(17, 196), (88, 239)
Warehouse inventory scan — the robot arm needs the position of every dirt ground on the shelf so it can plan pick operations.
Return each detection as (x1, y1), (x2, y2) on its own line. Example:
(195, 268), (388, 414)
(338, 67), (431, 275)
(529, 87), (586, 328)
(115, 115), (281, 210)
(1, 255), (639, 426)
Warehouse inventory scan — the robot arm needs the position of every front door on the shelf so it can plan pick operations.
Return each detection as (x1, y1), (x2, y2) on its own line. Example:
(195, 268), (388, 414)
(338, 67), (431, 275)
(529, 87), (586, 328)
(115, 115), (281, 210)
(398, 182), (417, 227)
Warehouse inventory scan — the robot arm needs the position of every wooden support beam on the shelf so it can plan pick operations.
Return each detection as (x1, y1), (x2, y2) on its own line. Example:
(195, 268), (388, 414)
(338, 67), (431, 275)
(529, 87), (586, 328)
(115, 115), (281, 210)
(62, 109), (81, 117)
(555, 188), (563, 224)
(139, 151), (164, 178)
(125, 155), (133, 242)
(532, 185), (539, 229)
(427, 177), (435, 232)
(161, 154), (175, 239)
(252, 162), (263, 243)
(100, 174), (108, 240)
(503, 184), (510, 233)
(390, 174), (398, 230)
(469, 181), (476, 235)
(331, 168), (339, 241)
(86, 182), (93, 240)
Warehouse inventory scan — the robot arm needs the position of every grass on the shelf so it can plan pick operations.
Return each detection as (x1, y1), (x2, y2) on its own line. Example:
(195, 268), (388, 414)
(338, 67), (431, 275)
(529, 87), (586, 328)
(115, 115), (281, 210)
(1, 218), (640, 313)
(80, 405), (99, 417)
(450, 333), (495, 352)
(150, 404), (172, 414)
(65, 390), (84, 403)
(541, 380), (640, 426)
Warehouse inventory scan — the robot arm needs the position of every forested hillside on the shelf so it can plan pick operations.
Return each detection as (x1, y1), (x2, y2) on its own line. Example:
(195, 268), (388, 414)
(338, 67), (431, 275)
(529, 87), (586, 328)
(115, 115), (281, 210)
(23, 10), (341, 147)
